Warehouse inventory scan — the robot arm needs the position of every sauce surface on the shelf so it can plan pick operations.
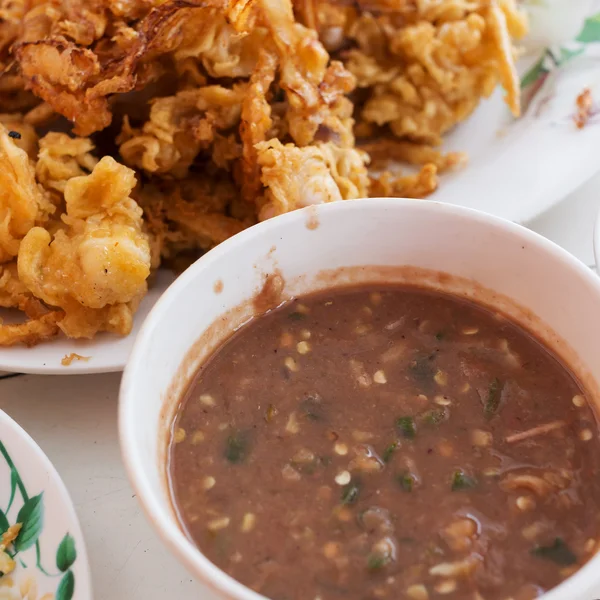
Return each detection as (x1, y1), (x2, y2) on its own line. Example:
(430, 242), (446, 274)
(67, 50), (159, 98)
(169, 286), (600, 600)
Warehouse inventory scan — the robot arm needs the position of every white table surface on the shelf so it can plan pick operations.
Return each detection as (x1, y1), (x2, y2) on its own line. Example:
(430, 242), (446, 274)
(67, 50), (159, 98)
(2, 172), (600, 600)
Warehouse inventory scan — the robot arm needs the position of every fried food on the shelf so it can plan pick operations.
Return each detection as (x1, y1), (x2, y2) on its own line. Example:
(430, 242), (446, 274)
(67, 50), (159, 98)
(256, 139), (368, 220)
(575, 88), (593, 129)
(0, 0), (527, 346)
(0, 125), (54, 264)
(18, 157), (151, 339)
(300, 0), (527, 148)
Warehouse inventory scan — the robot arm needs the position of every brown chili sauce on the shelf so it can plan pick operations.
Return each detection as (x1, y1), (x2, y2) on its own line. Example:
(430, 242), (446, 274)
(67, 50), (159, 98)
(168, 285), (600, 600)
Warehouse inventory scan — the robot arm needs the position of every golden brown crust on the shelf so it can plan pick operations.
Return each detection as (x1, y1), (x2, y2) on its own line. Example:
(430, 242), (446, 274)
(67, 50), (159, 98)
(0, 0), (526, 346)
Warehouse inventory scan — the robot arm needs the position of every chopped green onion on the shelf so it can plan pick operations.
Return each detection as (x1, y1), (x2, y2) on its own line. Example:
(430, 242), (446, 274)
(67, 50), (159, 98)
(382, 441), (398, 463)
(409, 355), (436, 385)
(451, 470), (477, 491)
(397, 471), (415, 492)
(224, 431), (249, 463)
(531, 538), (577, 566)
(341, 481), (360, 505)
(300, 393), (324, 421)
(435, 332), (444, 341)
(366, 553), (388, 571)
(484, 378), (504, 419)
(288, 311), (306, 321)
(420, 407), (448, 426)
(396, 416), (416, 439)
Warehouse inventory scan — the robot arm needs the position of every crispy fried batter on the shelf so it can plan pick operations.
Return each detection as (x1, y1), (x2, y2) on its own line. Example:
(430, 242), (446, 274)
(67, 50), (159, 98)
(369, 164), (439, 199)
(0, 0), (527, 345)
(575, 88), (593, 130)
(0, 125), (54, 264)
(0, 311), (63, 347)
(18, 157), (151, 338)
(359, 139), (466, 172)
(119, 83), (248, 177)
(36, 133), (98, 193)
(256, 139), (368, 220)
(305, 0), (527, 147)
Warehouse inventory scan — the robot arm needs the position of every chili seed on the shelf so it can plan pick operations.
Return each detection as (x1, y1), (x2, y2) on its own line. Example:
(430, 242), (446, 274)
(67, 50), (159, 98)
(199, 394), (215, 406)
(334, 442), (348, 456)
(202, 476), (216, 490)
(516, 496), (536, 511)
(286, 412), (300, 434)
(297, 341), (311, 355)
(335, 470), (351, 486)
(173, 428), (186, 443)
(406, 585), (429, 600)
(373, 370), (387, 384)
(434, 580), (457, 594)
(434, 395), (452, 406)
(572, 394), (586, 408)
(434, 370), (448, 386)
(461, 326), (479, 335)
(284, 357), (299, 372)
(471, 429), (492, 447)
(207, 517), (230, 531)
(191, 431), (205, 444)
(241, 513), (256, 533)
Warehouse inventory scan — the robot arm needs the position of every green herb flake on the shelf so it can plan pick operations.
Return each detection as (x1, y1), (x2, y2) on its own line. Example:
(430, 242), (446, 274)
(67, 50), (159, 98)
(396, 416), (416, 439)
(576, 12), (600, 43)
(435, 332), (444, 341)
(382, 441), (398, 463)
(288, 311), (306, 321)
(484, 378), (504, 419)
(532, 538), (577, 566)
(397, 471), (415, 492)
(224, 431), (249, 464)
(300, 393), (324, 421)
(451, 470), (477, 491)
(341, 481), (360, 505)
(367, 553), (388, 571)
(409, 355), (436, 385)
(420, 407), (448, 426)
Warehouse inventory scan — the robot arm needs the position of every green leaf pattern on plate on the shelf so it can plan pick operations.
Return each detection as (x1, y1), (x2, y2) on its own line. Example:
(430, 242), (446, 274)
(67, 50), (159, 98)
(0, 440), (77, 597)
(521, 11), (600, 95)
(14, 493), (44, 552)
(56, 570), (75, 600)
(56, 534), (77, 572)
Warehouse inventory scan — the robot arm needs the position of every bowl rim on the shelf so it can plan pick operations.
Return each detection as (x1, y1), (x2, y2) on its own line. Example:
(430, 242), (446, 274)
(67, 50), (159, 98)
(119, 197), (600, 600)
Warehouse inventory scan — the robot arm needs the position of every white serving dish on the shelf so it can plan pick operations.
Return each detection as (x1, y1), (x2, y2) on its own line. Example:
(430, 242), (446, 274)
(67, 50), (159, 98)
(120, 198), (600, 600)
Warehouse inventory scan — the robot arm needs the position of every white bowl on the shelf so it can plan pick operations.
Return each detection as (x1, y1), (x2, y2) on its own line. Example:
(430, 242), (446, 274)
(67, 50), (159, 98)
(0, 409), (92, 600)
(120, 198), (600, 600)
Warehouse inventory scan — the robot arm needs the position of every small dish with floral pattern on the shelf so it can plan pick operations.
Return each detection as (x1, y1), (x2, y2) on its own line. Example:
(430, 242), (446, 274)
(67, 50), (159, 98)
(0, 409), (92, 600)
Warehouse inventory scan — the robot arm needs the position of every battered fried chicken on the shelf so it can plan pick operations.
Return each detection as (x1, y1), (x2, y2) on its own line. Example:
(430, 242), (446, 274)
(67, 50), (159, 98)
(0, 0), (527, 345)
(297, 0), (527, 150)
(0, 125), (54, 264)
(256, 139), (368, 220)
(18, 157), (151, 339)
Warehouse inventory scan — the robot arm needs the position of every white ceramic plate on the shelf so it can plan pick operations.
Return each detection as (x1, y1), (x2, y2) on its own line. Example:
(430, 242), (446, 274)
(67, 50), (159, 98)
(437, 47), (600, 223)
(0, 409), (92, 599)
(2, 7), (600, 375)
(0, 270), (175, 375)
